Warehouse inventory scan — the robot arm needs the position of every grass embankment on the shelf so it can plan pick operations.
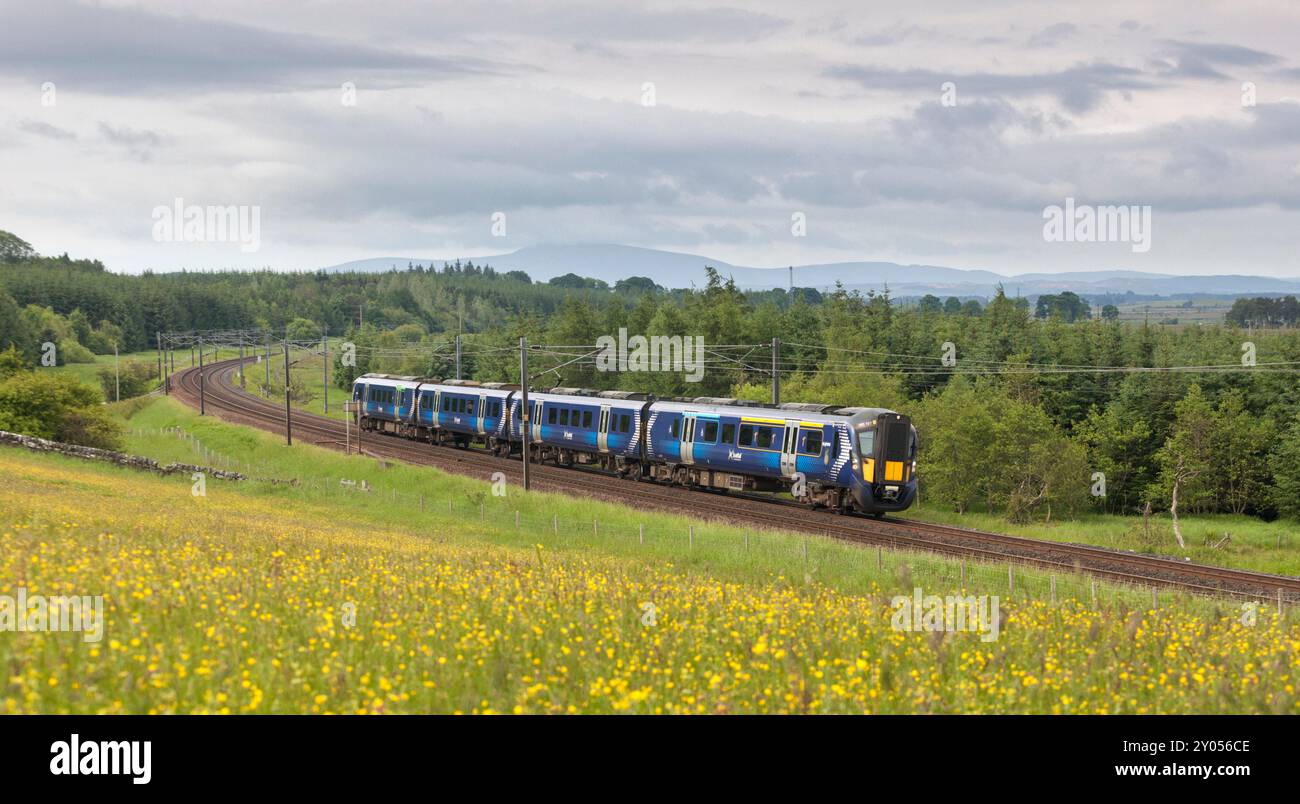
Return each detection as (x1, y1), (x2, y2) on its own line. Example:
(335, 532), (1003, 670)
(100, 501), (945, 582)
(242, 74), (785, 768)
(1, 396), (1297, 713)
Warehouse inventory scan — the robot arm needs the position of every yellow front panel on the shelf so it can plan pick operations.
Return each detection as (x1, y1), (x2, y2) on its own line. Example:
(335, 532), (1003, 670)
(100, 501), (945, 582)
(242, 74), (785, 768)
(864, 458), (875, 481)
(884, 461), (904, 482)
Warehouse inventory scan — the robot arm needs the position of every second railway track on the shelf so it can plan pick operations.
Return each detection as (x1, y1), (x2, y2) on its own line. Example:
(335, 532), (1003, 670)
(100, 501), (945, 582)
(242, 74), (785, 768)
(170, 357), (1300, 603)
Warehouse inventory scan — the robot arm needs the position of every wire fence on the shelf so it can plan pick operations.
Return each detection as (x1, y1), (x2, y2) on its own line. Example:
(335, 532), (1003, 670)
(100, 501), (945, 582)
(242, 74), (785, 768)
(128, 424), (1296, 628)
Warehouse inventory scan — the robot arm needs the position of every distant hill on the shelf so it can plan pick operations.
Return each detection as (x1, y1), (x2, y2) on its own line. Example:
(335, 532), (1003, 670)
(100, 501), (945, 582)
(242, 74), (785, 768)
(320, 243), (1300, 298)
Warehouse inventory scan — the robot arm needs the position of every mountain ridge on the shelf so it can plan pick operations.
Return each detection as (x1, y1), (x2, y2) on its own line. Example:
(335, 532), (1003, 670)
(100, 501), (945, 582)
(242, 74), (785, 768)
(320, 243), (1300, 298)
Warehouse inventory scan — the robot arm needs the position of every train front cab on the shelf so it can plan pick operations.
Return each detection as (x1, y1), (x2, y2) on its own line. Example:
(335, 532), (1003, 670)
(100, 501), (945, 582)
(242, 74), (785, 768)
(848, 411), (917, 514)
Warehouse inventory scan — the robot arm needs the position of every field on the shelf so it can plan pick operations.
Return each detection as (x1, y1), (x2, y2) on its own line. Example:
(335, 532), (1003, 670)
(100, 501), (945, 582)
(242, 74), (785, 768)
(2, 396), (1299, 714)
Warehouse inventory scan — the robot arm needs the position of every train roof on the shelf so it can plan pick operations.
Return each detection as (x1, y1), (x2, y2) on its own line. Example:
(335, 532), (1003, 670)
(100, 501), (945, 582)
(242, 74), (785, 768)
(650, 398), (897, 426)
(353, 375), (902, 423)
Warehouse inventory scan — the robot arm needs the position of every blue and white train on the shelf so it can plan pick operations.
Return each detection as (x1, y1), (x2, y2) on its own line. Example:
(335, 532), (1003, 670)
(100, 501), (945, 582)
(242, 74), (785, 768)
(351, 373), (917, 515)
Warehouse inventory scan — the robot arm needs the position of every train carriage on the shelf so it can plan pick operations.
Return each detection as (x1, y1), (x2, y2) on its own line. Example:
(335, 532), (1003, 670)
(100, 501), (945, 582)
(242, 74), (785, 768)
(646, 399), (916, 514)
(353, 374), (421, 434)
(507, 389), (650, 473)
(352, 373), (916, 515)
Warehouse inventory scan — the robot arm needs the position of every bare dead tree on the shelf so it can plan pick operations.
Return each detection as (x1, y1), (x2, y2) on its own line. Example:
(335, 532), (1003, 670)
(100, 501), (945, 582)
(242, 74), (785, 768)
(1169, 456), (1200, 551)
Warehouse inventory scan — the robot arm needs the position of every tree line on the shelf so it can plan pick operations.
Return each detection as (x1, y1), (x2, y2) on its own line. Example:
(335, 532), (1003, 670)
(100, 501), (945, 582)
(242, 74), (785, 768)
(4, 230), (1300, 523)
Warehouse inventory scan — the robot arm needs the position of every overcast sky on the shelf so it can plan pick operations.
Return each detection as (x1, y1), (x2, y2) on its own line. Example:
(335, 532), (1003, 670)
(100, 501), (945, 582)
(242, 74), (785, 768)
(1, 0), (1298, 276)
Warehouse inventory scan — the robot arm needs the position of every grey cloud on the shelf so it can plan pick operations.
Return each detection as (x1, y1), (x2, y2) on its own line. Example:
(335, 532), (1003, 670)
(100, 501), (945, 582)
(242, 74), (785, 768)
(17, 120), (77, 141)
(1155, 39), (1284, 79)
(98, 123), (163, 148)
(1026, 23), (1078, 48)
(0, 0), (503, 95)
(824, 62), (1154, 113)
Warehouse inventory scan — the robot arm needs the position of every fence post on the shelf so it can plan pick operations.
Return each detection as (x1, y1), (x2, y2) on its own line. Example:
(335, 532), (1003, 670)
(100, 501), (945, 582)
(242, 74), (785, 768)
(639, 523), (644, 545)
(1008, 565), (1014, 595)
(593, 519), (598, 537)
(960, 558), (966, 588)
(553, 514), (558, 534)
(515, 510), (520, 528)
(876, 546), (882, 572)
(802, 536), (807, 562)
(744, 532), (749, 551)
(689, 525), (694, 549)
(1050, 574), (1056, 604)
(1091, 579), (1097, 606)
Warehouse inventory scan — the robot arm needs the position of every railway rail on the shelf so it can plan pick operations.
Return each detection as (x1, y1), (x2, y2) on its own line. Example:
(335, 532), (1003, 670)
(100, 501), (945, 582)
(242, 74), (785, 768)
(170, 357), (1300, 603)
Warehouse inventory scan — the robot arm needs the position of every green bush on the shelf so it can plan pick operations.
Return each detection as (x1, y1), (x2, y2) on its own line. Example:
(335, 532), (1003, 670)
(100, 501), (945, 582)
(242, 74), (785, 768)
(96, 359), (157, 401)
(0, 368), (123, 449)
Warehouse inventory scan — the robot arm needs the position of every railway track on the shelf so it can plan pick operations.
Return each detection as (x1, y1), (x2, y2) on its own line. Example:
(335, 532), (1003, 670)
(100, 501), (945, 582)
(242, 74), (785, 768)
(169, 357), (1300, 602)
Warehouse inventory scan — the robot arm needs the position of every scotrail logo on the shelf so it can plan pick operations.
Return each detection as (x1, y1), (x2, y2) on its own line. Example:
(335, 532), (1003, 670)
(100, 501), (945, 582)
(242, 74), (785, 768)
(50, 734), (151, 784)
(594, 328), (706, 382)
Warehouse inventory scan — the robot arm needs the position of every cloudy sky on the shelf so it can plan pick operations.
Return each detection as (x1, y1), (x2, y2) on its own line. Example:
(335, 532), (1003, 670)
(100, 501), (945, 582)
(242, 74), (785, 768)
(1, 0), (1298, 276)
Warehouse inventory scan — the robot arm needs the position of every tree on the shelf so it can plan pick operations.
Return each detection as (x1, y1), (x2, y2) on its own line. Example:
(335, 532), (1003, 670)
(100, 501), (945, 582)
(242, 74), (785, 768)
(918, 294), (942, 314)
(911, 378), (994, 514)
(0, 230), (37, 263)
(614, 276), (663, 294)
(1214, 390), (1274, 515)
(1152, 385), (1217, 515)
(1075, 404), (1153, 514)
(1101, 304), (1120, 321)
(1270, 414), (1300, 519)
(285, 317), (320, 341)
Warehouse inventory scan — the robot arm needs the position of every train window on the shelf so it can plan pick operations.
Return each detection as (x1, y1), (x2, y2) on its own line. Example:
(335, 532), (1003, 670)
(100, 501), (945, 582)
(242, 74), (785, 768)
(582, 410), (592, 429)
(494, 401), (502, 417)
(701, 421), (718, 443)
(738, 424), (754, 446)
(559, 409), (570, 426)
(548, 407), (557, 424)
(801, 430), (823, 455)
(756, 427), (775, 450)
(670, 417), (680, 439)
(858, 429), (875, 457)
(721, 423), (735, 444)
(468, 401), (475, 415)
(621, 414), (631, 433)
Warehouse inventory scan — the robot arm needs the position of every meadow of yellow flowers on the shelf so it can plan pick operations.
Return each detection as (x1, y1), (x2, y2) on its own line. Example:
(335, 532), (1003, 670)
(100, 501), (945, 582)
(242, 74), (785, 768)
(2, 448), (1297, 714)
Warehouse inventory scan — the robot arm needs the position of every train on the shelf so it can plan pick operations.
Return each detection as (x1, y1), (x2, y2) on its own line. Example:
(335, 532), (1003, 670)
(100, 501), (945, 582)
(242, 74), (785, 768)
(351, 373), (917, 515)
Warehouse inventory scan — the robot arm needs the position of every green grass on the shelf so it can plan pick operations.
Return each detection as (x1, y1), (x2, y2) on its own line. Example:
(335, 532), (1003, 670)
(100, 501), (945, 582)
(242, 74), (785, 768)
(7, 444), (1297, 714)
(46, 349), (161, 394)
(905, 505), (1300, 577)
(237, 340), (350, 421)
(107, 395), (1298, 621)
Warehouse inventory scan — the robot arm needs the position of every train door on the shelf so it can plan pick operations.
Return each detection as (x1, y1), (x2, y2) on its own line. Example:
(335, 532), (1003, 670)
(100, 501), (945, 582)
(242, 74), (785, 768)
(780, 420), (799, 477)
(597, 405), (611, 452)
(477, 393), (487, 435)
(532, 400), (543, 443)
(681, 413), (696, 464)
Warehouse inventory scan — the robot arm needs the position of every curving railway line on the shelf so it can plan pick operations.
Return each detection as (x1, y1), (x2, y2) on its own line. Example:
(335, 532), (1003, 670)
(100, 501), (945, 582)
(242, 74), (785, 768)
(170, 357), (1300, 603)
